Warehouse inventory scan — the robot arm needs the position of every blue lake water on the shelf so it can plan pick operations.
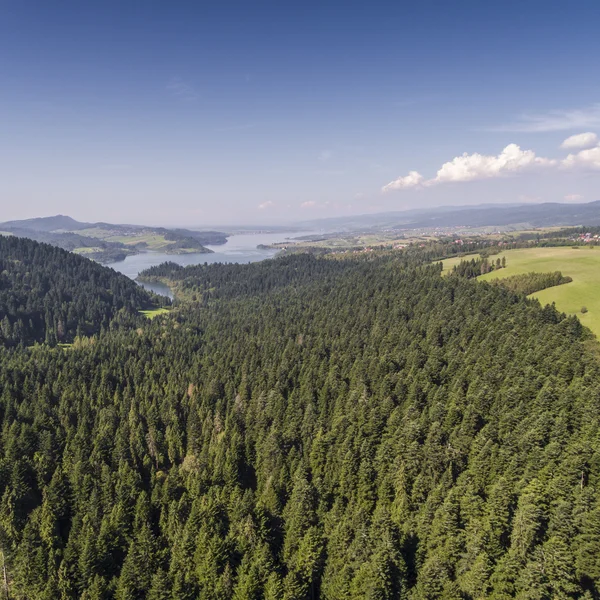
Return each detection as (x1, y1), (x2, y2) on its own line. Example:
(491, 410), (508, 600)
(106, 231), (316, 298)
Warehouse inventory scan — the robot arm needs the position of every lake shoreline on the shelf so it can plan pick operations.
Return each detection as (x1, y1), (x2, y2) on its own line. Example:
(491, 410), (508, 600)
(106, 231), (319, 298)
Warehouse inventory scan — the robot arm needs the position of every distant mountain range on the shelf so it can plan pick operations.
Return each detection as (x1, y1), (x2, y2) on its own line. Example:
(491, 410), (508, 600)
(299, 201), (600, 231)
(0, 215), (228, 263)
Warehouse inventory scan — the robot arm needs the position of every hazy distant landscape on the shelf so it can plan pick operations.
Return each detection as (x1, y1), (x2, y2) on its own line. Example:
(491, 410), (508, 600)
(0, 215), (229, 263)
(5, 199), (600, 268)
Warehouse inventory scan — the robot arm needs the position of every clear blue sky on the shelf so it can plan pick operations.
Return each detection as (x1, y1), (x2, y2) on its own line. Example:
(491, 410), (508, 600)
(2, 0), (600, 225)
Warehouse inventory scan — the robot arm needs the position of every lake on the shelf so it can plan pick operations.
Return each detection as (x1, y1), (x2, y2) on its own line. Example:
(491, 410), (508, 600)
(106, 231), (316, 298)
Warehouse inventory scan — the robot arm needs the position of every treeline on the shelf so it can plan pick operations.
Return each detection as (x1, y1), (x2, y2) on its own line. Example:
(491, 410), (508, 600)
(451, 256), (574, 296)
(451, 256), (506, 279)
(166, 228), (228, 246)
(138, 254), (369, 303)
(491, 271), (573, 296)
(163, 235), (213, 253)
(1, 246), (600, 598)
(138, 239), (518, 304)
(540, 226), (600, 240)
(0, 235), (166, 347)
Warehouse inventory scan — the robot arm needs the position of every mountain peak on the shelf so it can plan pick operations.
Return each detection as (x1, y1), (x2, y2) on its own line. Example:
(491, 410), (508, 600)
(0, 215), (89, 232)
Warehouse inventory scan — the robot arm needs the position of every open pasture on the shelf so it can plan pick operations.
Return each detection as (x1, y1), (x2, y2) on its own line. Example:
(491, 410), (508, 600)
(443, 247), (600, 336)
(139, 307), (170, 319)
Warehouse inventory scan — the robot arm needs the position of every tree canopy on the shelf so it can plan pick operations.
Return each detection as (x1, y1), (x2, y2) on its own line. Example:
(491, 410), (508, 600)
(0, 235), (166, 347)
(0, 240), (599, 598)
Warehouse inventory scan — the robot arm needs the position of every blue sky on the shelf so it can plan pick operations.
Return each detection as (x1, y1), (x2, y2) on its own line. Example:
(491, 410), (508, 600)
(2, 0), (600, 225)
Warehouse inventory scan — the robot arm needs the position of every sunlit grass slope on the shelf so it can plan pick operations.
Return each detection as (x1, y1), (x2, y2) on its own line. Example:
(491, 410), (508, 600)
(476, 247), (600, 335)
(139, 307), (170, 319)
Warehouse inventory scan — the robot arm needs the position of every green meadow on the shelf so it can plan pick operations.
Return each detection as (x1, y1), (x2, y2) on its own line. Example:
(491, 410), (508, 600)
(77, 228), (176, 250)
(73, 247), (103, 254)
(107, 234), (172, 249)
(139, 307), (170, 319)
(440, 253), (480, 273)
(443, 247), (600, 336)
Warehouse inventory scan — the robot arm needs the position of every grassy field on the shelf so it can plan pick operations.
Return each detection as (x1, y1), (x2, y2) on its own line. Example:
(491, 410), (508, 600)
(73, 247), (103, 254)
(77, 227), (175, 250)
(106, 234), (172, 249)
(443, 247), (600, 336)
(139, 307), (170, 319)
(440, 253), (480, 274)
(273, 232), (428, 251)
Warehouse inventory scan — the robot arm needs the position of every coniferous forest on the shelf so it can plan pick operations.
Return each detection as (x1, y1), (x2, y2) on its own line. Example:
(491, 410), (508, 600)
(1, 236), (600, 599)
(0, 236), (166, 347)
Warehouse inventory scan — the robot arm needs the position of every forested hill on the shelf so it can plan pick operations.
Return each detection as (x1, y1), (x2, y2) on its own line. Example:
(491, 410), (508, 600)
(137, 240), (494, 303)
(138, 255), (364, 302)
(2, 248), (600, 599)
(0, 235), (165, 347)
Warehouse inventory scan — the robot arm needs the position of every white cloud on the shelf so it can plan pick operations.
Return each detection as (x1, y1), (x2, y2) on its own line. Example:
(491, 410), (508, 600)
(561, 132), (598, 150)
(564, 194), (583, 202)
(300, 201), (317, 208)
(488, 104), (600, 132)
(432, 144), (554, 184)
(562, 146), (600, 170)
(382, 170), (424, 192)
(383, 135), (600, 194)
(383, 144), (554, 192)
(258, 201), (275, 210)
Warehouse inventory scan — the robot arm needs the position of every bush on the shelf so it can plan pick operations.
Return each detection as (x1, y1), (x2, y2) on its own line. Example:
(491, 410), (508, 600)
(581, 306), (588, 314)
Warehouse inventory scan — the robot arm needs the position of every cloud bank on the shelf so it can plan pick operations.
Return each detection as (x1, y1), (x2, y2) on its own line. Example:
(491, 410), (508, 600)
(382, 171), (424, 192)
(383, 135), (600, 193)
(433, 144), (554, 184)
(562, 146), (600, 169)
(561, 132), (598, 150)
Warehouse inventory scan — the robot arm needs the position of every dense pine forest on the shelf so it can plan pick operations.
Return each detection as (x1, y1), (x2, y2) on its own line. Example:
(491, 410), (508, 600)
(0, 236), (165, 347)
(489, 271), (573, 296)
(1, 236), (600, 599)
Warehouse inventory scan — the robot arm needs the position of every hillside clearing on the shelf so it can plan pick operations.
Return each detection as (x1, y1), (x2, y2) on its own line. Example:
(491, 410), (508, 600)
(444, 247), (600, 336)
(140, 307), (170, 319)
